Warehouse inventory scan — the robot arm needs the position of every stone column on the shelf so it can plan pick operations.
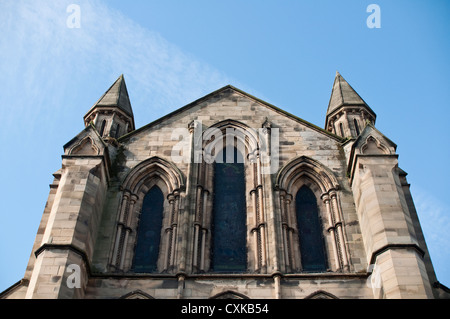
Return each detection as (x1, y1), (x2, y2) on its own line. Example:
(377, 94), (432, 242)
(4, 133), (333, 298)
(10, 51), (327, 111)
(322, 193), (341, 271)
(26, 156), (108, 299)
(199, 190), (209, 271)
(250, 189), (260, 271)
(279, 192), (292, 272)
(179, 120), (199, 272)
(330, 191), (349, 271)
(119, 194), (137, 270)
(351, 155), (433, 298)
(111, 190), (130, 268)
(285, 194), (299, 272)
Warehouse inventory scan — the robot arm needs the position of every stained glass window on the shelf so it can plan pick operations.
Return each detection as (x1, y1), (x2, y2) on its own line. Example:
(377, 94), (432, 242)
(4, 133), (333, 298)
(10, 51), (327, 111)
(133, 186), (164, 273)
(296, 185), (327, 272)
(211, 147), (247, 272)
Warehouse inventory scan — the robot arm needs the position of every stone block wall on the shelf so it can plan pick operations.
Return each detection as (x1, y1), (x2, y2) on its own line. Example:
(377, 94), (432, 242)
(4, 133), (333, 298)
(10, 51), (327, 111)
(4, 86), (443, 299)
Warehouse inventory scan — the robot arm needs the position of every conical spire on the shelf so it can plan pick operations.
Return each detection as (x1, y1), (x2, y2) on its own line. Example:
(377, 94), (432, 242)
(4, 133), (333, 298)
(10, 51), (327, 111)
(90, 74), (133, 117)
(324, 72), (376, 138)
(327, 71), (371, 116)
(83, 74), (135, 139)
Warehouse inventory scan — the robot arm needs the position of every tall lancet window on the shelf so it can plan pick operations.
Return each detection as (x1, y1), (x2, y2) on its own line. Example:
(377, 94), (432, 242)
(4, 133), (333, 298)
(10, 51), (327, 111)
(354, 119), (360, 136)
(99, 119), (107, 137)
(133, 186), (164, 273)
(296, 185), (327, 272)
(211, 147), (247, 272)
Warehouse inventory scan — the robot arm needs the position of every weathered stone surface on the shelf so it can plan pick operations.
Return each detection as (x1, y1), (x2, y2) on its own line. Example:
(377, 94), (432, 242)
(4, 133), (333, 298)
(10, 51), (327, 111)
(2, 75), (446, 300)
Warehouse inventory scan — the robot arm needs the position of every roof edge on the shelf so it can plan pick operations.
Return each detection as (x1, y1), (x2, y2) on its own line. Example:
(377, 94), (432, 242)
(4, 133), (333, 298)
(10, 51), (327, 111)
(119, 85), (344, 142)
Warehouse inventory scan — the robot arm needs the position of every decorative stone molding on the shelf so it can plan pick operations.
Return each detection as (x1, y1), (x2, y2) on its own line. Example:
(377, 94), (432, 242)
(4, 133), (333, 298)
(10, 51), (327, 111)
(68, 136), (100, 156)
(361, 135), (390, 155)
(110, 157), (185, 273)
(275, 156), (350, 272)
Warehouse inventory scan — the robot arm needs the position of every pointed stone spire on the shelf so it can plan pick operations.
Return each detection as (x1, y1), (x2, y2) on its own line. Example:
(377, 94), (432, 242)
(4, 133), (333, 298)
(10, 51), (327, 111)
(91, 74), (133, 117)
(327, 71), (371, 115)
(325, 72), (376, 138)
(83, 75), (135, 140)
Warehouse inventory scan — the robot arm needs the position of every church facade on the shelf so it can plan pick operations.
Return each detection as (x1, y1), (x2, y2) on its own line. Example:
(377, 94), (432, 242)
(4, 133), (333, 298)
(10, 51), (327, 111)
(2, 72), (448, 299)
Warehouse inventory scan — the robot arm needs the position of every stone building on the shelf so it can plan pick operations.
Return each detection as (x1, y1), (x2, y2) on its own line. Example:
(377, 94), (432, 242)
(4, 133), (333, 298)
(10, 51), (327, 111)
(2, 72), (449, 299)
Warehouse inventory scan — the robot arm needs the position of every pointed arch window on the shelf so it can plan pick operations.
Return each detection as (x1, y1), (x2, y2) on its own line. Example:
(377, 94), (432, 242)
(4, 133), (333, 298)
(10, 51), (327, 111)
(296, 185), (327, 272)
(99, 119), (107, 137)
(339, 123), (344, 137)
(133, 186), (164, 273)
(354, 119), (360, 136)
(211, 147), (247, 273)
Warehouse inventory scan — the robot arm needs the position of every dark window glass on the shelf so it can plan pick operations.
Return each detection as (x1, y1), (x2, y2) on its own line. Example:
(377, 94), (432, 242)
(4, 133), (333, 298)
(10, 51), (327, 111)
(133, 186), (164, 273)
(115, 124), (121, 138)
(99, 120), (106, 137)
(354, 119), (360, 136)
(296, 186), (327, 272)
(339, 123), (344, 137)
(211, 147), (247, 272)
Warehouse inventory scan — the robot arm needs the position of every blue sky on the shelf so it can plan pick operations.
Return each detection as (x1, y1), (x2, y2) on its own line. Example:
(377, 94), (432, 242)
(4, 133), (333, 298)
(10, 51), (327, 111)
(0, 0), (449, 293)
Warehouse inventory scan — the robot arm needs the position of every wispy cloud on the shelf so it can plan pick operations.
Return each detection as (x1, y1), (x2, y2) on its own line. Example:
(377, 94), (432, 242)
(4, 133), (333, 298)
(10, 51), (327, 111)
(0, 0), (237, 291)
(413, 186), (450, 284)
(0, 0), (236, 135)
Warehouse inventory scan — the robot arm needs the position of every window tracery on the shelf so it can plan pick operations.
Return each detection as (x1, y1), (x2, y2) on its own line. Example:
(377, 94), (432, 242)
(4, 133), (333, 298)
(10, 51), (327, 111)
(276, 156), (350, 273)
(110, 157), (184, 273)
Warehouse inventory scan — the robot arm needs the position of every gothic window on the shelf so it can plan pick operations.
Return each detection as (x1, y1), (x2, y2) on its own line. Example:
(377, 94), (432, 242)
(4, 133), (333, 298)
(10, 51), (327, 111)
(99, 119), (107, 137)
(296, 185), (327, 272)
(211, 147), (247, 272)
(115, 124), (121, 138)
(354, 119), (360, 136)
(339, 123), (344, 137)
(133, 186), (164, 273)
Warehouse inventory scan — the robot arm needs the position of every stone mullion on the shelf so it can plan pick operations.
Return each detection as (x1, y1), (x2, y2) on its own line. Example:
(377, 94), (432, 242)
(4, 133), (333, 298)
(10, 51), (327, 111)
(249, 152), (262, 272)
(168, 193), (180, 272)
(255, 152), (268, 271)
(164, 227), (172, 272)
(199, 190), (209, 272)
(331, 191), (350, 271)
(250, 188), (260, 271)
(279, 192), (291, 272)
(322, 193), (341, 271)
(177, 120), (198, 273)
(192, 184), (203, 271)
(111, 191), (130, 269)
(119, 194), (137, 270)
(285, 195), (298, 272)
(163, 194), (175, 272)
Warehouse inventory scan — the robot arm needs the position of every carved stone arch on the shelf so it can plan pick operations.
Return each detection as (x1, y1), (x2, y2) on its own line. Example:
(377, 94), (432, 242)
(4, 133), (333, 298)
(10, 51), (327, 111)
(119, 290), (155, 299)
(304, 290), (339, 299)
(110, 157), (185, 273)
(210, 290), (250, 299)
(361, 135), (390, 155)
(192, 119), (271, 274)
(122, 156), (185, 195)
(201, 119), (261, 162)
(275, 156), (350, 273)
(69, 136), (100, 156)
(276, 156), (340, 194)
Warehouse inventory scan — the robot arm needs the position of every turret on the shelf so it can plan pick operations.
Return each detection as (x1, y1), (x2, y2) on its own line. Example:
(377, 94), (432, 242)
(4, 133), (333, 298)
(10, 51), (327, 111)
(83, 74), (135, 141)
(325, 71), (376, 138)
